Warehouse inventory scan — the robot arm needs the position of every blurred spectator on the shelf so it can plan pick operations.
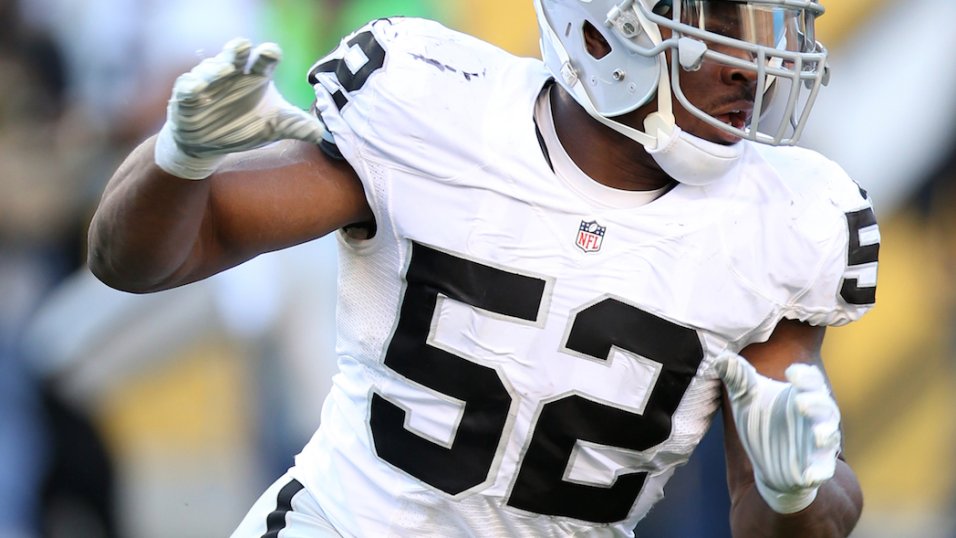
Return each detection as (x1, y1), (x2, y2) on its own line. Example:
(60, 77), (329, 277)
(915, 140), (956, 538)
(3, 0), (269, 534)
(0, 0), (117, 536)
(0, 4), (63, 538)
(20, 0), (263, 142)
(11, 1), (450, 536)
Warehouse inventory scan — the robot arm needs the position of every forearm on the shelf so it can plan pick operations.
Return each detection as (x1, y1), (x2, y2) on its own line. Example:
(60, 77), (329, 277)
(88, 135), (213, 293)
(88, 39), (365, 293)
(729, 459), (863, 538)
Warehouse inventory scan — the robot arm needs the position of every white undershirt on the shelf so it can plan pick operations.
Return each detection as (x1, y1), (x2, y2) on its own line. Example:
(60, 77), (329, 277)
(534, 87), (670, 209)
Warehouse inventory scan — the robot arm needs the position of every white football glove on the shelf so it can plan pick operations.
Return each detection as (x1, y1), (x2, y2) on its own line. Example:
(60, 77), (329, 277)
(714, 351), (842, 514)
(155, 38), (327, 180)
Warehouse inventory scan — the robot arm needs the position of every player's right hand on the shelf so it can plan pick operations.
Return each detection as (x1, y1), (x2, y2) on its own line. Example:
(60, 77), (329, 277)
(154, 38), (327, 180)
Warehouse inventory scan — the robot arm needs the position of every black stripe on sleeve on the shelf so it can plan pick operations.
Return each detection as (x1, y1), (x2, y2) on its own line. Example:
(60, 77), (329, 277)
(261, 479), (305, 538)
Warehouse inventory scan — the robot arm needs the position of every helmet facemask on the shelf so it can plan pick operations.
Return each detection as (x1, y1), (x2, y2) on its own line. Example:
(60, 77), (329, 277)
(646, 0), (829, 145)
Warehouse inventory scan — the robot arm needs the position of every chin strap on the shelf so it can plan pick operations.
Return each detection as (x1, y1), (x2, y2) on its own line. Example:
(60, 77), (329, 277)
(538, 0), (744, 186)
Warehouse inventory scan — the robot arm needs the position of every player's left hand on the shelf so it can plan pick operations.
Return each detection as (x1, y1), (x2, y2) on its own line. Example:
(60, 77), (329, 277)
(714, 351), (842, 514)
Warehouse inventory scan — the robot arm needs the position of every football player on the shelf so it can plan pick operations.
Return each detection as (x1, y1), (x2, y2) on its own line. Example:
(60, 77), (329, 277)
(88, 0), (875, 536)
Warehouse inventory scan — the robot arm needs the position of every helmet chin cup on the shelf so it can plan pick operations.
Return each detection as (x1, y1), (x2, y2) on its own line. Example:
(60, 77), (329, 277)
(645, 120), (745, 187)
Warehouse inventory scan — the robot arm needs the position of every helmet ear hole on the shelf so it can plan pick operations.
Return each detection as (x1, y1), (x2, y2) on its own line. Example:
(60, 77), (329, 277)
(582, 21), (612, 60)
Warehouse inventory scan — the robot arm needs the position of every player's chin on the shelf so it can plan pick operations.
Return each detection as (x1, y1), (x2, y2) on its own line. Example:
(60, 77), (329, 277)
(686, 120), (744, 146)
(699, 128), (744, 146)
(715, 132), (745, 146)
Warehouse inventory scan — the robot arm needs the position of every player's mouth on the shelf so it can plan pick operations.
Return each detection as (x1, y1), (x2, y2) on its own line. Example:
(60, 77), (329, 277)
(709, 103), (754, 143)
(715, 110), (748, 131)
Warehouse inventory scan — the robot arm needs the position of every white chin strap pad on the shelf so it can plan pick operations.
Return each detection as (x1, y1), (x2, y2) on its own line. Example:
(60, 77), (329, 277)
(645, 125), (745, 186)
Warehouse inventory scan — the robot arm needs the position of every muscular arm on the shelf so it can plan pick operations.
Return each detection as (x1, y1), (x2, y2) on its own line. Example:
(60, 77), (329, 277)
(723, 319), (863, 537)
(87, 136), (372, 293)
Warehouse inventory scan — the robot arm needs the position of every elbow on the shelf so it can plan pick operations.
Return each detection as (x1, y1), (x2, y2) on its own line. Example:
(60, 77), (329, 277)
(86, 224), (119, 289)
(87, 245), (152, 295)
(86, 226), (162, 294)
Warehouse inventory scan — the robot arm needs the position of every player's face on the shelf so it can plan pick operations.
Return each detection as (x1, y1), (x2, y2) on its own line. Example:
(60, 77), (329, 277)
(671, 49), (757, 145)
(662, 3), (770, 145)
(662, 11), (757, 144)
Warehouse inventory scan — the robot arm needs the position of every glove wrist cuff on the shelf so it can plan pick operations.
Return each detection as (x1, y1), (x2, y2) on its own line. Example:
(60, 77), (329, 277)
(754, 478), (818, 514)
(154, 123), (224, 180)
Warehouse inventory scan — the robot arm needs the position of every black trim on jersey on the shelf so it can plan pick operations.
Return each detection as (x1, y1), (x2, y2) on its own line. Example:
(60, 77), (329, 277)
(534, 120), (554, 172)
(331, 90), (348, 111)
(535, 82), (555, 172)
(319, 139), (344, 161)
(307, 103), (345, 161)
(261, 479), (304, 538)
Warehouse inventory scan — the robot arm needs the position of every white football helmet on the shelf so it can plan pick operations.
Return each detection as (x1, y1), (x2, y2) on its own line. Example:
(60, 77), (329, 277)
(533, 0), (829, 148)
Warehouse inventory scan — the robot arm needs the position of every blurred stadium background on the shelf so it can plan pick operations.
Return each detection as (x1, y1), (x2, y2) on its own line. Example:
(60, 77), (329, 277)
(1, 0), (954, 537)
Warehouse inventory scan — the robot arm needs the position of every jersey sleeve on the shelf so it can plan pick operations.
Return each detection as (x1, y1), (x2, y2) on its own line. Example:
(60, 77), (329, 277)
(306, 17), (450, 244)
(308, 16), (521, 169)
(783, 158), (880, 327)
(307, 19), (388, 160)
(306, 17), (538, 243)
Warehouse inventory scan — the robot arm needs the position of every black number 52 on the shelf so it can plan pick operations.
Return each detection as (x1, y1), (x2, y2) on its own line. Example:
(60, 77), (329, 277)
(370, 242), (704, 523)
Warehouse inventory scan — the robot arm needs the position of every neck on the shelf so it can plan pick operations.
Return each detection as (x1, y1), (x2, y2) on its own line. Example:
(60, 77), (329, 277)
(549, 85), (674, 192)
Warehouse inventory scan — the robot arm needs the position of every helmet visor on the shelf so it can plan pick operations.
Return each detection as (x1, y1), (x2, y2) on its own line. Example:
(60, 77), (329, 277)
(664, 1), (820, 54)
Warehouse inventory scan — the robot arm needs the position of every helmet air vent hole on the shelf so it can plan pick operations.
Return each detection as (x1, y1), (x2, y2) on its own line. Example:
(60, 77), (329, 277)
(582, 21), (611, 60)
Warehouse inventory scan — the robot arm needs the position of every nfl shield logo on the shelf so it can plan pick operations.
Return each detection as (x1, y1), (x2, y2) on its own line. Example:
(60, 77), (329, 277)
(576, 220), (606, 253)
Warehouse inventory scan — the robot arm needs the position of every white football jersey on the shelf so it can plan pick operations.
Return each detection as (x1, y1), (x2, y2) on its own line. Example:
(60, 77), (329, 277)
(300, 17), (879, 537)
